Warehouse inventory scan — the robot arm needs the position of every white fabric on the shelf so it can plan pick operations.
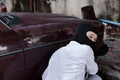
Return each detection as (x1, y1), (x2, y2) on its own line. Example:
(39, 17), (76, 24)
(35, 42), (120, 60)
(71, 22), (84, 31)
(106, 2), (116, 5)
(42, 41), (98, 80)
(86, 75), (102, 80)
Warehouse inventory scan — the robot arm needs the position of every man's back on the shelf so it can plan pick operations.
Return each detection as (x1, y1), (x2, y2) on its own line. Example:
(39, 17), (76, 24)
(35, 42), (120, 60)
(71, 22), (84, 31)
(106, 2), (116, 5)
(42, 41), (98, 80)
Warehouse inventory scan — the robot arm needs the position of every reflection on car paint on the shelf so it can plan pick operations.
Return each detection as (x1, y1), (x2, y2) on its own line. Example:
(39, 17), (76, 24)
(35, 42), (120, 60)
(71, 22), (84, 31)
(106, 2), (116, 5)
(0, 45), (7, 51)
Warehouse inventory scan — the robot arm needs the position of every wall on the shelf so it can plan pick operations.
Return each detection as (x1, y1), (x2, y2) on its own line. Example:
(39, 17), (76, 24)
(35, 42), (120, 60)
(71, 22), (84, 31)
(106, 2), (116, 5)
(4, 0), (51, 12)
(3, 0), (120, 22)
(49, 0), (120, 22)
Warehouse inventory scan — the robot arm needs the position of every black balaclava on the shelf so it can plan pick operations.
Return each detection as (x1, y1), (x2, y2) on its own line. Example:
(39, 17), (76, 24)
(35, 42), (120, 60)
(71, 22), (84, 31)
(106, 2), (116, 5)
(73, 23), (98, 50)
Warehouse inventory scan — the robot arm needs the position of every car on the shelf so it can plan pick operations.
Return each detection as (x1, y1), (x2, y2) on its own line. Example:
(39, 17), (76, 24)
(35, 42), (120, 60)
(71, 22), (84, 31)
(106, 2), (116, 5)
(0, 12), (105, 80)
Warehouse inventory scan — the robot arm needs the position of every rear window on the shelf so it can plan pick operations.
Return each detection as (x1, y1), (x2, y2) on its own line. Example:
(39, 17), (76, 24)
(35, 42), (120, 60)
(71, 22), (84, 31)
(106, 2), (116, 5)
(0, 14), (22, 26)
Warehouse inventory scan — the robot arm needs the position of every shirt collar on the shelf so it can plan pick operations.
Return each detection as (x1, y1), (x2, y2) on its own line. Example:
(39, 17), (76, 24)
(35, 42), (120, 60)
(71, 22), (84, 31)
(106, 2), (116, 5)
(69, 41), (91, 48)
(69, 41), (81, 46)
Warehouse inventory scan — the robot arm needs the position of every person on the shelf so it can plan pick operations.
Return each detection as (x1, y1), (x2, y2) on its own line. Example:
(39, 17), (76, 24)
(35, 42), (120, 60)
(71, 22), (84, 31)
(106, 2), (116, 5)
(42, 24), (102, 80)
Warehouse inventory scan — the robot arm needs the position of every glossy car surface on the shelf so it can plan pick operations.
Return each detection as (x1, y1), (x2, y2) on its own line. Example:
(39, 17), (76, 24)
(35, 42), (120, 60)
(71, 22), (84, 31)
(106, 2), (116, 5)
(0, 12), (104, 80)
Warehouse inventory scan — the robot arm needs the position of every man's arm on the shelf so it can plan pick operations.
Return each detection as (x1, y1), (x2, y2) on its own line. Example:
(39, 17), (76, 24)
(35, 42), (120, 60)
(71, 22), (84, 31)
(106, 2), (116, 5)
(86, 47), (98, 75)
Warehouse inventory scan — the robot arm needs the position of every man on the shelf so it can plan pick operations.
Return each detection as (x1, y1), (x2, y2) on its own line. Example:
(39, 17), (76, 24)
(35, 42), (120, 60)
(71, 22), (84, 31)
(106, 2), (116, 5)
(42, 24), (102, 80)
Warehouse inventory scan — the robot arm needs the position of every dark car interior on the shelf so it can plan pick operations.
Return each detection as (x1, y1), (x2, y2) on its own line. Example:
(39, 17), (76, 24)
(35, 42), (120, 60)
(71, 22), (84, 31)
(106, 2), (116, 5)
(0, 14), (22, 26)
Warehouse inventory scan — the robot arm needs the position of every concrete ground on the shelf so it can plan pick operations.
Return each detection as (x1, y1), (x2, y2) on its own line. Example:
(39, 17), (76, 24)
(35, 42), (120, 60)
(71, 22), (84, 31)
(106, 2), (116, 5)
(96, 38), (120, 80)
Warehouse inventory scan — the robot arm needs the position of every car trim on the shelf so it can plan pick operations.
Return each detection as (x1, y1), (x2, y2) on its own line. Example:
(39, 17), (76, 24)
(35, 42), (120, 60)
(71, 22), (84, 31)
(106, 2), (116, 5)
(0, 49), (23, 57)
(0, 20), (12, 30)
(0, 38), (72, 57)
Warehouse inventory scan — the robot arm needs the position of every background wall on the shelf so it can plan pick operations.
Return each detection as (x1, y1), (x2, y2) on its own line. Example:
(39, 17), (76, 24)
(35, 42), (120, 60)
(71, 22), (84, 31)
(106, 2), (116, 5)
(3, 0), (120, 22)
(49, 0), (120, 22)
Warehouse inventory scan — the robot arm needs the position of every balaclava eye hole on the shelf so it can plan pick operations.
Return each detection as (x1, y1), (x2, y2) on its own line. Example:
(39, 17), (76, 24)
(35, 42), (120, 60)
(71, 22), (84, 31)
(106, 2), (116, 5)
(73, 23), (98, 49)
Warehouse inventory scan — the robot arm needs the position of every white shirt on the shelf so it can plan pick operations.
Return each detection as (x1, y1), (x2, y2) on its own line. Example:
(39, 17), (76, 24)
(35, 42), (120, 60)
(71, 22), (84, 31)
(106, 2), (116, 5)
(42, 41), (98, 80)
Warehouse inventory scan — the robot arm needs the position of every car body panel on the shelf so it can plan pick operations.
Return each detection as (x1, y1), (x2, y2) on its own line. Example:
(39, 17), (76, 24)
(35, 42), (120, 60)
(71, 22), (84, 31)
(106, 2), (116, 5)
(0, 12), (104, 80)
(0, 28), (25, 80)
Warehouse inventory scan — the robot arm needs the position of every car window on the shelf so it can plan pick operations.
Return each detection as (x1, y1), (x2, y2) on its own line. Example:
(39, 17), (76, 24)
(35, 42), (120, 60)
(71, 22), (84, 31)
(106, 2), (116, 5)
(0, 14), (22, 26)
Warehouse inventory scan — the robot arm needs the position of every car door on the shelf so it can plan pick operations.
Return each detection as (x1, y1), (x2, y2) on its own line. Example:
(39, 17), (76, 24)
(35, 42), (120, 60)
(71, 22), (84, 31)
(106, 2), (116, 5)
(0, 22), (26, 80)
(21, 24), (74, 80)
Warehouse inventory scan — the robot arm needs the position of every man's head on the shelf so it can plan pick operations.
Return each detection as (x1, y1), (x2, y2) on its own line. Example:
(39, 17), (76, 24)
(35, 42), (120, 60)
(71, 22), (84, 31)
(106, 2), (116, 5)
(73, 23), (98, 49)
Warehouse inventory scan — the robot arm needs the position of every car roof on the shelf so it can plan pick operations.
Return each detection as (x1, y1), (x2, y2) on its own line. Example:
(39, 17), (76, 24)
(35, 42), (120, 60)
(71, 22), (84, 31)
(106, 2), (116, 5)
(0, 12), (103, 34)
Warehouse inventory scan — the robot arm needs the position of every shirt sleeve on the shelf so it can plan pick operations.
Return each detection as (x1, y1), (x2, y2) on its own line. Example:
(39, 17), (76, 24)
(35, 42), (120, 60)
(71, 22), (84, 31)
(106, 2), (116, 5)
(86, 47), (98, 75)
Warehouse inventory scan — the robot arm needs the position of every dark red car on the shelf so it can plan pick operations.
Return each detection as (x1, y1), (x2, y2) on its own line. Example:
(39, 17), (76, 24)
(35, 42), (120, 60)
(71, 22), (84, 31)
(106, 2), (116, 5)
(0, 12), (104, 80)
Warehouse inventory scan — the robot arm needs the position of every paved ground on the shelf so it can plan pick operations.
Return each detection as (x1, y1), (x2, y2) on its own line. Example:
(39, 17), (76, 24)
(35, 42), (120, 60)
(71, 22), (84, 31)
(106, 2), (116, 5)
(96, 38), (120, 80)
